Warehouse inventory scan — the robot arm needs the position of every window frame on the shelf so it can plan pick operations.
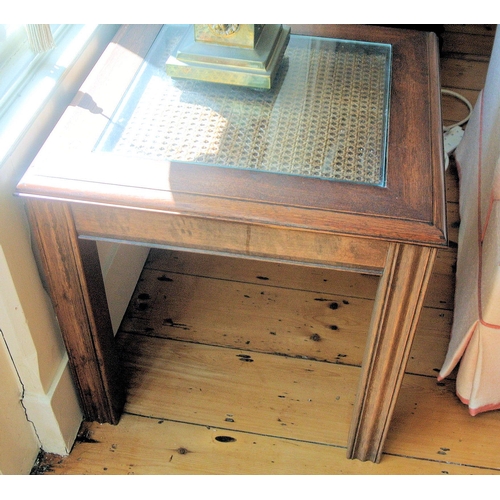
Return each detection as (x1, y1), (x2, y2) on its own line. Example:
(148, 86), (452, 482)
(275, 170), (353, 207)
(0, 24), (120, 164)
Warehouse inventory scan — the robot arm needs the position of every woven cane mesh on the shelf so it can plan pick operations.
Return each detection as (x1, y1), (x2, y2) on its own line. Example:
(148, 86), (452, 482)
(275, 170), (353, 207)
(97, 25), (391, 186)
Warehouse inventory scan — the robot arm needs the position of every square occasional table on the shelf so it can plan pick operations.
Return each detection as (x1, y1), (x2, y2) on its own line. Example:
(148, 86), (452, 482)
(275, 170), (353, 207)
(16, 24), (446, 463)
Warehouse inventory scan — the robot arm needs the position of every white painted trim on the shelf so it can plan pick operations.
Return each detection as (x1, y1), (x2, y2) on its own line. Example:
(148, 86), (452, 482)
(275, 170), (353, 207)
(0, 24), (138, 473)
(22, 356), (82, 455)
(0, 328), (39, 474)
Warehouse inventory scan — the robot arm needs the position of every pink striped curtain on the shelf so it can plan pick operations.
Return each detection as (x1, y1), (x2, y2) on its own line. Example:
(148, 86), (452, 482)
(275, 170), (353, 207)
(439, 28), (500, 415)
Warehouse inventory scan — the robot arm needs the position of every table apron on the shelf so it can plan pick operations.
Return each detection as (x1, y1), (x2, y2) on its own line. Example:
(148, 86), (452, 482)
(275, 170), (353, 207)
(71, 202), (390, 275)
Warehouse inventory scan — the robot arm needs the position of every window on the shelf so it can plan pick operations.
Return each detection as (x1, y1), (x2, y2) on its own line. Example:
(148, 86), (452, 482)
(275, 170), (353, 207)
(0, 24), (61, 120)
(0, 24), (118, 163)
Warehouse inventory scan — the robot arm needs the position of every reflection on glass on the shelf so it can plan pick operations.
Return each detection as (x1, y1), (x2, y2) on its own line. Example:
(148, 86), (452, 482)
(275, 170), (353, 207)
(96, 25), (391, 186)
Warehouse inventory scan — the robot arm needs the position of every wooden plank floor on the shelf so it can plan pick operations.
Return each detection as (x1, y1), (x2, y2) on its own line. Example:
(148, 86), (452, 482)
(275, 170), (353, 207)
(33, 24), (500, 475)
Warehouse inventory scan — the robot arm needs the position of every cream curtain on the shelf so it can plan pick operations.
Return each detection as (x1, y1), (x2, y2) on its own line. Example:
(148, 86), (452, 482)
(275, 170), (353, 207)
(25, 24), (54, 53)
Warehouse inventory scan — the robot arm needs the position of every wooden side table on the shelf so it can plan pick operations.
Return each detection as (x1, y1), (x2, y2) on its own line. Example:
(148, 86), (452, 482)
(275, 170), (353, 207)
(16, 24), (446, 463)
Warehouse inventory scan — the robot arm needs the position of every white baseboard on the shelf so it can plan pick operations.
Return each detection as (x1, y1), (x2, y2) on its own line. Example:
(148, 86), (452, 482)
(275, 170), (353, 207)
(24, 242), (150, 457)
(23, 358), (82, 456)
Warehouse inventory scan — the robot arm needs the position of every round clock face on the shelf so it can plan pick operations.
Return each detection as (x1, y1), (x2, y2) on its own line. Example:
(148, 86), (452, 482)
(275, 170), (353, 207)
(208, 24), (240, 37)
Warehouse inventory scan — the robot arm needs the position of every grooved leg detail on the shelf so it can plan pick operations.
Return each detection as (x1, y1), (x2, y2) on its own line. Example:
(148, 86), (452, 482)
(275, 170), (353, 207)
(26, 199), (125, 424)
(347, 243), (437, 462)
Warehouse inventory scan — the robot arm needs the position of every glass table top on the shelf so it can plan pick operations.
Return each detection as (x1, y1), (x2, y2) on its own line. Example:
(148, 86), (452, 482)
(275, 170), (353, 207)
(96, 25), (392, 186)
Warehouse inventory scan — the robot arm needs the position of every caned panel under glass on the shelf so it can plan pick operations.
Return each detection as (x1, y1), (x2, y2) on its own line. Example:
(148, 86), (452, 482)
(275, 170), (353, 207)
(96, 25), (392, 186)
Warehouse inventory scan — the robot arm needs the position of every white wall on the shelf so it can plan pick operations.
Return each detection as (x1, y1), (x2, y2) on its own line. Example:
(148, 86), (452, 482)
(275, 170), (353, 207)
(0, 24), (149, 475)
(0, 329), (39, 475)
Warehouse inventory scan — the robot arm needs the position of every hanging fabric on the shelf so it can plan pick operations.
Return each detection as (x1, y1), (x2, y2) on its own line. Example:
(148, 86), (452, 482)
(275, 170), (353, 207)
(25, 24), (55, 53)
(438, 28), (500, 416)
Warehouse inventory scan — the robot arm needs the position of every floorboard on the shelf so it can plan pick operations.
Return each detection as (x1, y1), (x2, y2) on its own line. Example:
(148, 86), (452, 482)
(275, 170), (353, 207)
(37, 415), (499, 475)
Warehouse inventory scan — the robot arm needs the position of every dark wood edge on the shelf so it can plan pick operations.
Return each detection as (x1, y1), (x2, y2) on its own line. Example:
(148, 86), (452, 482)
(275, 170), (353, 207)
(426, 32), (448, 246)
(17, 175), (448, 247)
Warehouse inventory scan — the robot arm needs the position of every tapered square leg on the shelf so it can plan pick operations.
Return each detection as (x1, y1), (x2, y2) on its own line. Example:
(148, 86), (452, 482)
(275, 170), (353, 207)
(347, 243), (437, 462)
(26, 199), (125, 424)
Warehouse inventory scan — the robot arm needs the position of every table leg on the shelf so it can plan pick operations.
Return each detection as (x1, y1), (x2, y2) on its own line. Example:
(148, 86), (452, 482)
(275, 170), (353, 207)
(26, 199), (125, 424)
(346, 242), (437, 462)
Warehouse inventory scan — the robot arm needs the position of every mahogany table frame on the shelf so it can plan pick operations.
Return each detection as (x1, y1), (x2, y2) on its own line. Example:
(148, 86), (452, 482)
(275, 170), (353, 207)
(16, 24), (447, 463)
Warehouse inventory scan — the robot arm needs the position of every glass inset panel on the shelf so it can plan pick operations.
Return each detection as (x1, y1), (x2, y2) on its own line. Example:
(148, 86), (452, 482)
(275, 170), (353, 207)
(96, 25), (391, 186)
